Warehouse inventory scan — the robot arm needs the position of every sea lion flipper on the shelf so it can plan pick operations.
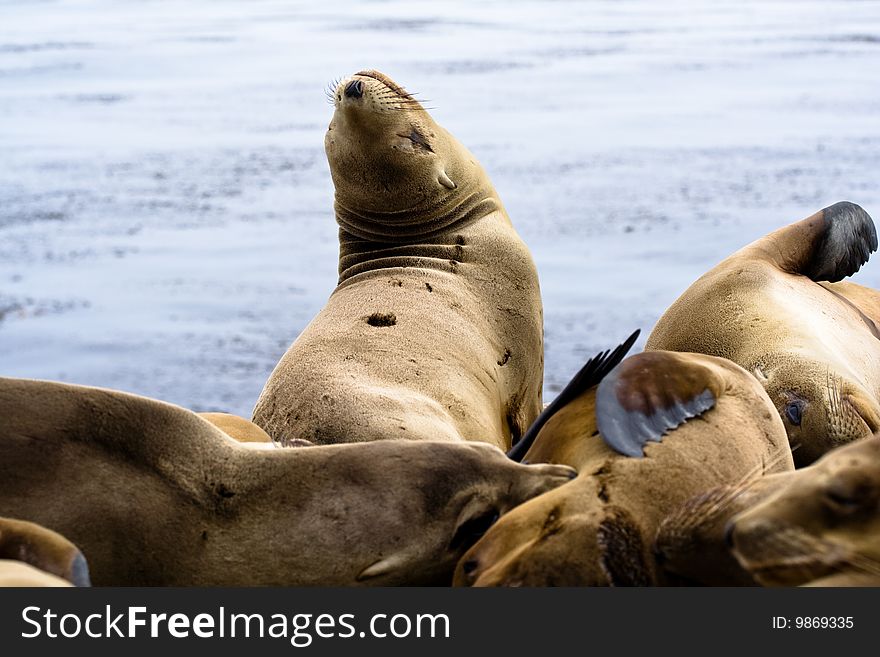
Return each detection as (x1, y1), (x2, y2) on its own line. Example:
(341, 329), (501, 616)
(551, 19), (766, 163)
(595, 352), (720, 457)
(748, 201), (877, 282)
(803, 202), (877, 282)
(506, 330), (640, 462)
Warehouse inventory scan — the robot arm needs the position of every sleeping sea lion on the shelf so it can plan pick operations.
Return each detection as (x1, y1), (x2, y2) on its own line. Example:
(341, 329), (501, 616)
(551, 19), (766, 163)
(0, 377), (573, 585)
(454, 336), (793, 586)
(647, 202), (880, 466)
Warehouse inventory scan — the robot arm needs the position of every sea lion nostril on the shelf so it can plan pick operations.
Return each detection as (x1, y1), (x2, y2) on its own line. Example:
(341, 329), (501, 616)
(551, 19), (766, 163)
(344, 79), (364, 99)
(653, 545), (667, 566)
(462, 559), (479, 576)
(724, 521), (736, 549)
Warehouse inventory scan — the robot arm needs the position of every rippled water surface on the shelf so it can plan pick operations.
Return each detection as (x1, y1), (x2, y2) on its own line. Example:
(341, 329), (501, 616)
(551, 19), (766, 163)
(2, 0), (880, 415)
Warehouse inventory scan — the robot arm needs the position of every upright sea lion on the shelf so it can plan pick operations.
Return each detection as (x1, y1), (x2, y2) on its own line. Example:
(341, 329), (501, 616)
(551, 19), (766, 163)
(728, 436), (880, 587)
(454, 339), (793, 586)
(0, 377), (574, 586)
(647, 202), (880, 466)
(0, 516), (90, 587)
(253, 70), (543, 449)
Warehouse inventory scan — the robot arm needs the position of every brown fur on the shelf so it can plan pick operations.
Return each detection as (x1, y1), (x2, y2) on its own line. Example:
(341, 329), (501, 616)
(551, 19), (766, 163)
(729, 436), (880, 587)
(198, 412), (272, 443)
(647, 204), (880, 466)
(0, 377), (573, 586)
(453, 351), (793, 586)
(0, 516), (89, 586)
(253, 70), (543, 449)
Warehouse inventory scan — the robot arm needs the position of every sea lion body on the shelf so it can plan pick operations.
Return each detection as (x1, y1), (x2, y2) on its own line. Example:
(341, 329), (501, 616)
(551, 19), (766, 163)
(455, 349), (793, 587)
(729, 436), (880, 587)
(647, 202), (880, 465)
(0, 377), (573, 586)
(253, 71), (542, 449)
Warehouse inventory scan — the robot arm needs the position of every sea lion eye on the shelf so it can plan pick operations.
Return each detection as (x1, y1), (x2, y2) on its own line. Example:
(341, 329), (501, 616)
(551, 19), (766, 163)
(784, 401), (803, 426)
(825, 476), (870, 512)
(448, 509), (500, 552)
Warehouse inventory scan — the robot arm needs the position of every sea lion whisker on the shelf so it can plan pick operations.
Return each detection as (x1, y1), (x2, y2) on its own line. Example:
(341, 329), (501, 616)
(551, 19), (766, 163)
(689, 478), (755, 527)
(773, 530), (880, 581)
(660, 441), (791, 534)
(690, 458), (775, 524)
(844, 553), (880, 577)
(681, 444), (795, 529)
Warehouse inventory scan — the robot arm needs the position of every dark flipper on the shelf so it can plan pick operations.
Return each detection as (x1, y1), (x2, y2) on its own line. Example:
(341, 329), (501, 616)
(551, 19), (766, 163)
(506, 330), (640, 462)
(804, 202), (877, 282)
(744, 201), (877, 282)
(595, 351), (721, 458)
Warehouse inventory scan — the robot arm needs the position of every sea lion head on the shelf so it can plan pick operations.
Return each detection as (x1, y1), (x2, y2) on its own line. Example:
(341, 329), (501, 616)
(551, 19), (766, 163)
(728, 436), (880, 586)
(753, 357), (880, 466)
(343, 441), (576, 585)
(452, 478), (652, 587)
(0, 517), (91, 586)
(325, 69), (497, 241)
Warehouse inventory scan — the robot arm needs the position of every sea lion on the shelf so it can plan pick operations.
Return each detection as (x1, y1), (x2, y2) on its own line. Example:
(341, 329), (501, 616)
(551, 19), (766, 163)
(728, 436), (880, 587)
(0, 516), (90, 587)
(253, 70), (543, 449)
(198, 412), (272, 443)
(647, 201), (880, 466)
(0, 377), (574, 586)
(454, 339), (793, 586)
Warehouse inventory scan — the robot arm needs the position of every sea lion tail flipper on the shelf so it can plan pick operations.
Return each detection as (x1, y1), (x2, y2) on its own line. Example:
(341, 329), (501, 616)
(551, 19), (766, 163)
(506, 329), (640, 462)
(0, 517), (91, 587)
(749, 201), (877, 282)
(595, 352), (723, 457)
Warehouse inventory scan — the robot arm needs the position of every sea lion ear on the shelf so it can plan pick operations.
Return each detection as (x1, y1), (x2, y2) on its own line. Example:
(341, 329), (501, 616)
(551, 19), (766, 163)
(803, 202), (877, 282)
(595, 351), (720, 458)
(506, 330), (640, 462)
(438, 170), (456, 190)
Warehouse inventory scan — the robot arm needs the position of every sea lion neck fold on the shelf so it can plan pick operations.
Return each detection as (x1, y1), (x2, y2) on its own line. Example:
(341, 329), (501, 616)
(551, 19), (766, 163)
(326, 71), (499, 246)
